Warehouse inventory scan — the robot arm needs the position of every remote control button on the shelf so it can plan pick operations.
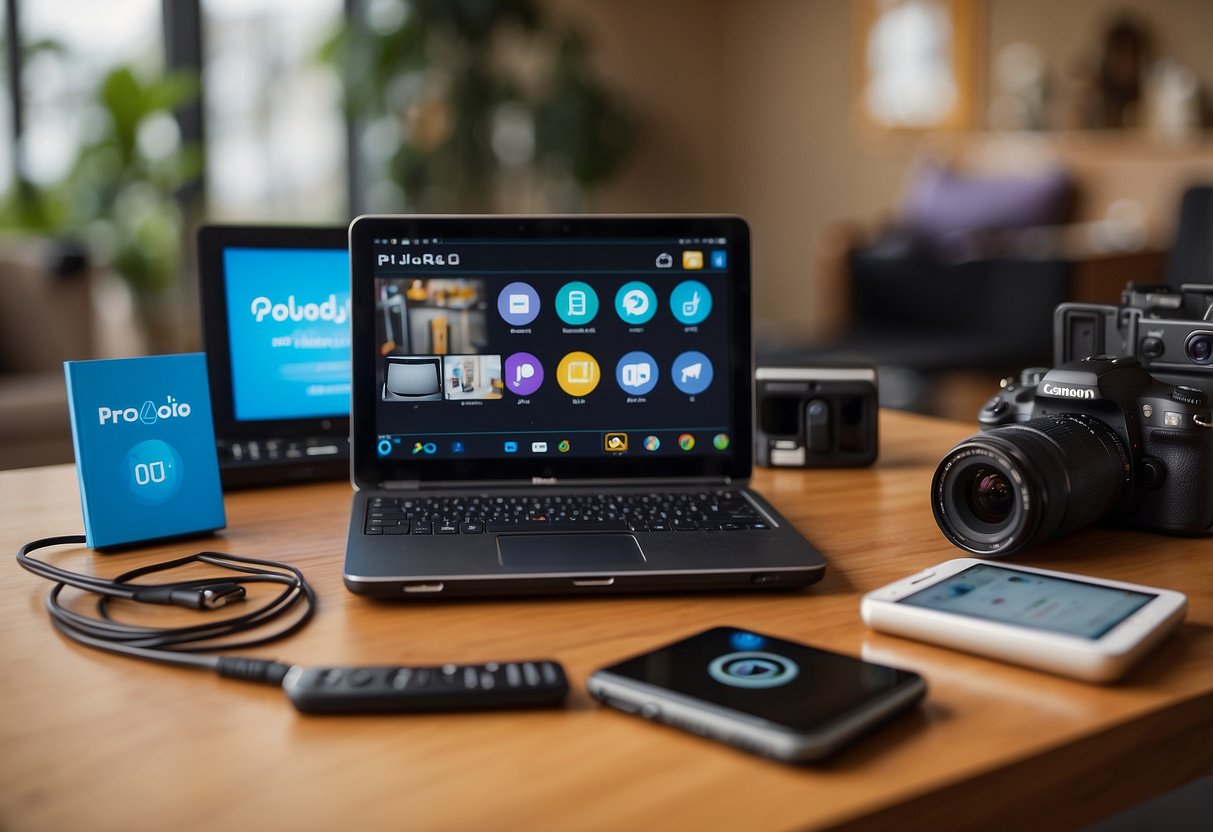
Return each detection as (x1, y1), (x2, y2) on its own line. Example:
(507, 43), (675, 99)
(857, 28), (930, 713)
(506, 664), (522, 687)
(464, 667), (479, 689)
(523, 663), (540, 686)
(541, 663), (558, 685)
(392, 669), (412, 689)
(348, 669), (374, 687)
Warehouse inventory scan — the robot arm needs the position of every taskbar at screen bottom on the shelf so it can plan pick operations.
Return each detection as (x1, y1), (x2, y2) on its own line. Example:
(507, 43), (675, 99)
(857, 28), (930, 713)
(376, 429), (734, 460)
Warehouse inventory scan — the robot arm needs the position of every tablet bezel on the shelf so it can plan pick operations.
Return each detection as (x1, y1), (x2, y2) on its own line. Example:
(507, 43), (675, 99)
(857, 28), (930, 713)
(197, 224), (351, 444)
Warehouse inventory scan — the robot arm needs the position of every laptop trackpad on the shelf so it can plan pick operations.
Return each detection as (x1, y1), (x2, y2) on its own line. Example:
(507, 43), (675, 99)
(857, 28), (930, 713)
(497, 534), (646, 570)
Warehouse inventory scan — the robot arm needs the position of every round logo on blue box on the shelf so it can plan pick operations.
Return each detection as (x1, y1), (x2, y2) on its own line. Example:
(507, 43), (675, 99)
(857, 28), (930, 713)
(555, 281), (599, 325)
(669, 280), (712, 324)
(615, 281), (657, 325)
(671, 351), (713, 395)
(123, 439), (183, 506)
(615, 351), (659, 395)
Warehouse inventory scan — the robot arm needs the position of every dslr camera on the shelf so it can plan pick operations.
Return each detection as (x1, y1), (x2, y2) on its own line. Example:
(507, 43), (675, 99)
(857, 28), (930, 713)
(932, 355), (1213, 556)
(1055, 282), (1213, 397)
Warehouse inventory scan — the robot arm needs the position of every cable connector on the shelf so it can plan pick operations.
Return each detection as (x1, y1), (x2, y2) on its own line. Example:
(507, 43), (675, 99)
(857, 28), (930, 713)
(216, 656), (294, 686)
(132, 583), (247, 610)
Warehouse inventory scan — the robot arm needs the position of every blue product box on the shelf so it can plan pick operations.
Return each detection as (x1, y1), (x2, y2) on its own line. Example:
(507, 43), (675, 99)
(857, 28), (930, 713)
(64, 353), (226, 549)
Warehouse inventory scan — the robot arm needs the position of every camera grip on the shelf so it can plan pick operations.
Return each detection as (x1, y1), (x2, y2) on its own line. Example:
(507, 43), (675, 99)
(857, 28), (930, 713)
(1138, 428), (1213, 534)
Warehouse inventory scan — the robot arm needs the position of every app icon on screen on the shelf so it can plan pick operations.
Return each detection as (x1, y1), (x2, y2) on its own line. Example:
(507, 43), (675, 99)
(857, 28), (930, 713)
(497, 282), (540, 326)
(557, 351), (601, 397)
(670, 280), (712, 325)
(615, 351), (659, 395)
(604, 433), (629, 452)
(671, 351), (713, 395)
(504, 352), (544, 396)
(682, 250), (704, 269)
(615, 282), (657, 324)
(556, 281), (599, 325)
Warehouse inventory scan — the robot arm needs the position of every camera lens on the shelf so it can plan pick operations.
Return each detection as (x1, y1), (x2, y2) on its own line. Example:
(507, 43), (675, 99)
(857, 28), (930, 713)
(932, 414), (1131, 555)
(1185, 332), (1213, 365)
(966, 467), (1015, 524)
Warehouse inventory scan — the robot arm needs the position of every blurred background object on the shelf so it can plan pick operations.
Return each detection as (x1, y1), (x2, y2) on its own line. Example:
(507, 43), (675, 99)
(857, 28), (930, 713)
(2, 0), (1213, 470)
(319, 0), (634, 214)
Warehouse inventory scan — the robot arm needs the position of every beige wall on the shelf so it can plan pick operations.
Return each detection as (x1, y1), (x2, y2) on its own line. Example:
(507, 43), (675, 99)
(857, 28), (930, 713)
(554, 0), (1213, 338)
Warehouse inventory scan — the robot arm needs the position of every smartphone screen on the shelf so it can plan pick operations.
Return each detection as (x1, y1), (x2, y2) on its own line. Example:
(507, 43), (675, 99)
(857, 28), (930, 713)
(597, 627), (922, 733)
(898, 563), (1156, 640)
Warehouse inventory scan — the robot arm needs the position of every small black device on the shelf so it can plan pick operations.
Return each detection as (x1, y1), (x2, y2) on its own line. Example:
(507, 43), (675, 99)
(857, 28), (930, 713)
(587, 626), (926, 762)
(283, 660), (568, 714)
(1054, 282), (1213, 397)
(933, 356), (1213, 556)
(197, 225), (351, 489)
(755, 365), (878, 467)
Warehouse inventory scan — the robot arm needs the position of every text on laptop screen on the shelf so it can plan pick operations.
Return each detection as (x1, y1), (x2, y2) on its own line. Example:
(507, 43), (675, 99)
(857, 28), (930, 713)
(369, 235), (738, 463)
(223, 247), (351, 422)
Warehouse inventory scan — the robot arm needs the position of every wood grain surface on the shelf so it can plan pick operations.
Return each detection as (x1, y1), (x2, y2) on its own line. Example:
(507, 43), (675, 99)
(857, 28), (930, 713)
(1, 410), (1209, 832)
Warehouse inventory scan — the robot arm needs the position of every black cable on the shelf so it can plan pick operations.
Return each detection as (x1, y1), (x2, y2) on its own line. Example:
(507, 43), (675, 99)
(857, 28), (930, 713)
(16, 535), (315, 685)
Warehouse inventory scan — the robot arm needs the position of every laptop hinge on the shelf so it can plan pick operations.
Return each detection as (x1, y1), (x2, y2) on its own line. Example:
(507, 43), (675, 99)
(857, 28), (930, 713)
(378, 476), (736, 491)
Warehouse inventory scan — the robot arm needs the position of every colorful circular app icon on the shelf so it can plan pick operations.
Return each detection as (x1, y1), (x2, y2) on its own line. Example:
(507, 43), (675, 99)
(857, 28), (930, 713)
(643, 435), (661, 451)
(497, 281), (540, 326)
(708, 652), (800, 689)
(678, 433), (696, 451)
(713, 433), (731, 450)
(558, 439), (571, 453)
(555, 281), (599, 325)
(615, 281), (657, 324)
(504, 352), (544, 396)
(670, 280), (712, 324)
(123, 439), (183, 505)
(671, 351), (713, 395)
(615, 350), (659, 395)
(556, 351), (601, 397)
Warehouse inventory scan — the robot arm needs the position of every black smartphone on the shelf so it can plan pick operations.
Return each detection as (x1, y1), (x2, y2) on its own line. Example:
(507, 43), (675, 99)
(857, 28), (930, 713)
(587, 626), (926, 762)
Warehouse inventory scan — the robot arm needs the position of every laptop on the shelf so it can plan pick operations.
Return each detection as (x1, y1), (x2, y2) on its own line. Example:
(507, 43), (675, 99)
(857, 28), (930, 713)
(197, 225), (351, 488)
(344, 215), (827, 598)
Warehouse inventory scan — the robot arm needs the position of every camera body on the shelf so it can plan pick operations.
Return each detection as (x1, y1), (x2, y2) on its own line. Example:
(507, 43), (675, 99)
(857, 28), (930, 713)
(934, 356), (1213, 556)
(1054, 282), (1213, 397)
(755, 365), (878, 468)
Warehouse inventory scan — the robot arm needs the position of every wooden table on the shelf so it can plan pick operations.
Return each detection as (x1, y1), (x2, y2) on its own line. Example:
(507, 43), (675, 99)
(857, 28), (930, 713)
(2, 410), (1210, 831)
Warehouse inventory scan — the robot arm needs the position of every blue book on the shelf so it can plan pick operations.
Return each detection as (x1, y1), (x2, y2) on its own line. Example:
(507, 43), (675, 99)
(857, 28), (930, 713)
(64, 353), (226, 549)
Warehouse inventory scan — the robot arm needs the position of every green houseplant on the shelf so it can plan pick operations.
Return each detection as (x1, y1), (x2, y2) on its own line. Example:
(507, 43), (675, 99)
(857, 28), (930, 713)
(2, 63), (200, 348)
(322, 0), (634, 212)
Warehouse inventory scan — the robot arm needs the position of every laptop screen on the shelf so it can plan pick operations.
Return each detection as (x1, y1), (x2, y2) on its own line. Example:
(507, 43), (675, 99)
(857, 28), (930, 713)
(198, 225), (351, 440)
(349, 216), (752, 486)
(223, 246), (351, 421)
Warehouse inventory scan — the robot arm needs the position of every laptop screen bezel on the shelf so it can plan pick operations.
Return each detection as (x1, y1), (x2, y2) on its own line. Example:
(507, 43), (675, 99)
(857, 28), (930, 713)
(197, 224), (351, 443)
(349, 214), (754, 488)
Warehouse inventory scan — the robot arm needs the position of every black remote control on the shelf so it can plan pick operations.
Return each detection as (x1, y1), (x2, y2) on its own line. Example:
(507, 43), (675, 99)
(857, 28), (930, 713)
(282, 660), (569, 714)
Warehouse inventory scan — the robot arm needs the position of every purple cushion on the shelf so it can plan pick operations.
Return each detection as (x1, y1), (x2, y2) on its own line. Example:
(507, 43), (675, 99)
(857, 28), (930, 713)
(900, 161), (1074, 255)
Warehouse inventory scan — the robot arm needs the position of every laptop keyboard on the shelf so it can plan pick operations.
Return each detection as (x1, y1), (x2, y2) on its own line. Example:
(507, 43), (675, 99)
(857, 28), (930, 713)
(363, 491), (772, 535)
